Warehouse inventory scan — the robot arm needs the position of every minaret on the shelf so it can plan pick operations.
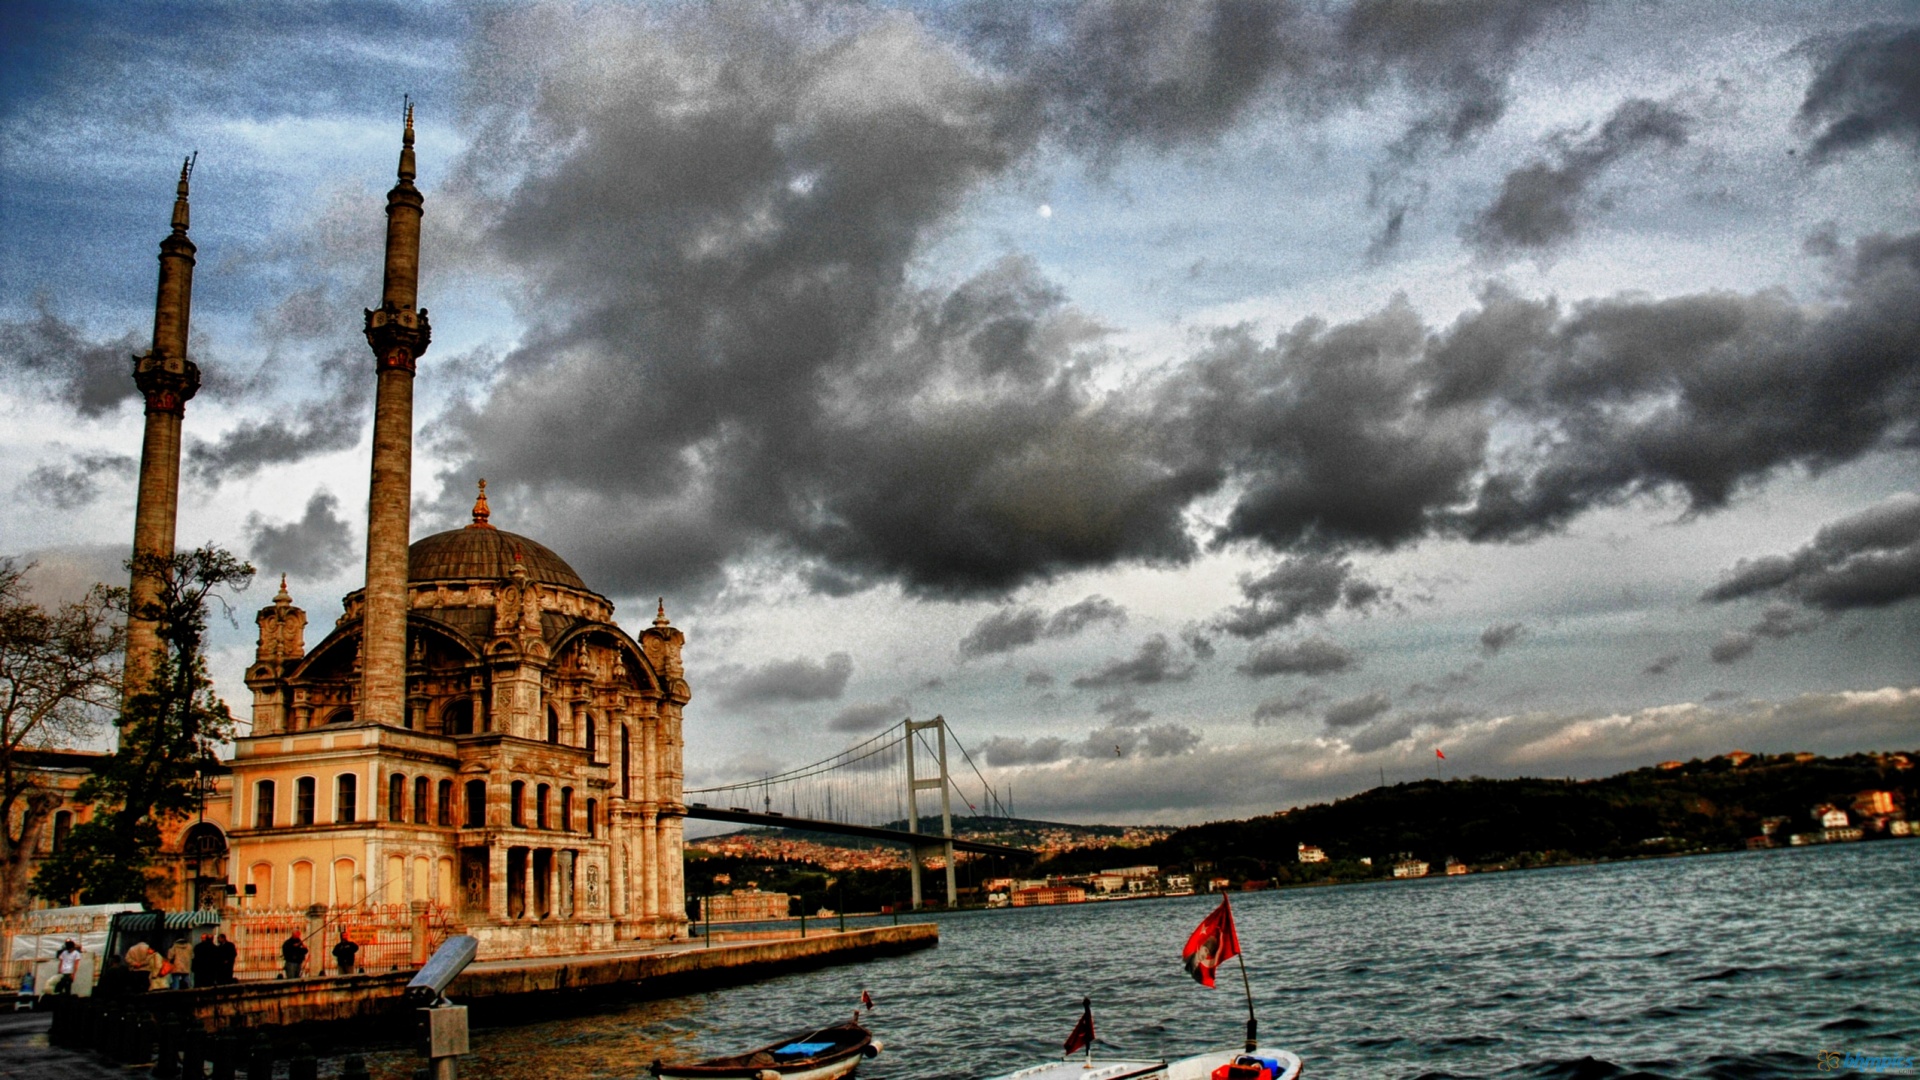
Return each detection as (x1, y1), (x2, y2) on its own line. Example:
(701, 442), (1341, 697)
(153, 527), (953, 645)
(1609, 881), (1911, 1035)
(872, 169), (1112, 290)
(125, 155), (203, 698)
(359, 103), (431, 726)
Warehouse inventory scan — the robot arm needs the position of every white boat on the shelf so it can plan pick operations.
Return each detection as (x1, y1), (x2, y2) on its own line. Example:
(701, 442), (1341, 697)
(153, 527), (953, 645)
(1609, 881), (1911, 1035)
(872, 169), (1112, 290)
(1164, 1046), (1301, 1080)
(984, 1059), (1169, 1080)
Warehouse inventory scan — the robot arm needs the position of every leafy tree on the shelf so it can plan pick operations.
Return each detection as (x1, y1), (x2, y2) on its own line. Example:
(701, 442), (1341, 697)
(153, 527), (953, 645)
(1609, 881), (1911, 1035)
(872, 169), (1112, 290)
(34, 545), (252, 905)
(0, 560), (124, 916)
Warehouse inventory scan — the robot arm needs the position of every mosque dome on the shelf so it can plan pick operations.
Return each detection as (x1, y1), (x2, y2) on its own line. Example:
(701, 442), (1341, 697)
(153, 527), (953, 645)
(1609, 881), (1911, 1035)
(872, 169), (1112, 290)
(406, 480), (590, 591)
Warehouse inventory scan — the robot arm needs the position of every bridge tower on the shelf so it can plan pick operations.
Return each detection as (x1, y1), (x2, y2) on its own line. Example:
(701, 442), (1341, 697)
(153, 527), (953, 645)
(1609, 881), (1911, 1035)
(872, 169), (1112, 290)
(903, 716), (956, 909)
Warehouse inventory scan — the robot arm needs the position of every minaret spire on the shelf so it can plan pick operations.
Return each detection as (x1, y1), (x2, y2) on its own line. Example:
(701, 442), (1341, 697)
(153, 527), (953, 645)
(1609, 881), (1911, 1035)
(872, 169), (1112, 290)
(359, 104), (432, 728)
(124, 154), (204, 699)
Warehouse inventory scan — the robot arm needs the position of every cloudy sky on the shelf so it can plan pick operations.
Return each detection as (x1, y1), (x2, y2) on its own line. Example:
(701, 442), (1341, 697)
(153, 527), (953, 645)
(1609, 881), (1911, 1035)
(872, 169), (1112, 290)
(3, 1), (1917, 826)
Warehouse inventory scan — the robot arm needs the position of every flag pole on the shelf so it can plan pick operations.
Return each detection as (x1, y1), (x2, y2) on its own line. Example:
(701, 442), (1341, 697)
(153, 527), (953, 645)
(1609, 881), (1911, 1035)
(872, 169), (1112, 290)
(1229, 896), (1256, 1052)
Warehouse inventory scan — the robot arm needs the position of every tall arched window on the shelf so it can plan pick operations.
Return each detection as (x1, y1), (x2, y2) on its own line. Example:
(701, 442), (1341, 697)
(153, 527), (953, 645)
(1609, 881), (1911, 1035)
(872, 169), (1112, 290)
(585, 715), (597, 762)
(414, 776), (431, 823)
(586, 798), (598, 838)
(536, 783), (550, 829)
(620, 726), (631, 799)
(464, 779), (486, 828)
(336, 773), (358, 824)
(547, 707), (560, 744)
(51, 810), (73, 850)
(389, 773), (406, 822)
(443, 699), (474, 736)
(255, 780), (276, 829)
(437, 779), (454, 826)
(295, 777), (316, 826)
(510, 780), (525, 827)
(560, 787), (573, 832)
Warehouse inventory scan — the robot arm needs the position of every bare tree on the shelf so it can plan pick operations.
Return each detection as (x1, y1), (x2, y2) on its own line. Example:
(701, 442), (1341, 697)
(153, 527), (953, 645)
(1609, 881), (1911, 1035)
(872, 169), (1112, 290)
(0, 559), (123, 916)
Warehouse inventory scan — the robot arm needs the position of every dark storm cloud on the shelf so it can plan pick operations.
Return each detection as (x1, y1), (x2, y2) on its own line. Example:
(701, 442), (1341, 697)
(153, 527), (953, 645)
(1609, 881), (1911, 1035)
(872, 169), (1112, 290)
(244, 490), (353, 580)
(1214, 555), (1390, 639)
(957, 594), (1127, 659)
(1024, 670), (1056, 688)
(1798, 23), (1920, 162)
(1094, 692), (1152, 726)
(188, 347), (371, 481)
(1251, 686), (1327, 726)
(1479, 621), (1527, 655)
(711, 652), (854, 709)
(1323, 691), (1393, 729)
(1644, 652), (1683, 676)
(1709, 632), (1754, 665)
(24, 452), (135, 509)
(825, 697), (909, 734)
(1466, 97), (1691, 256)
(0, 306), (142, 416)
(1071, 634), (1197, 688)
(964, 0), (1308, 152)
(1236, 635), (1357, 678)
(983, 734), (1067, 766)
(1344, 705), (1475, 755)
(1702, 493), (1920, 611)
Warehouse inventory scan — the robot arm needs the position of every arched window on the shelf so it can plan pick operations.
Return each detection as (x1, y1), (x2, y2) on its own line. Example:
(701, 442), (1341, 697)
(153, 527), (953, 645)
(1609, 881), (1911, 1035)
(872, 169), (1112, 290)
(547, 707), (560, 744)
(389, 773), (407, 822)
(295, 777), (317, 826)
(327, 707), (354, 725)
(560, 787), (573, 832)
(585, 715), (597, 762)
(536, 783), (550, 829)
(464, 779), (486, 828)
(443, 699), (474, 736)
(510, 780), (525, 827)
(336, 773), (358, 824)
(586, 798), (598, 838)
(254, 780), (276, 829)
(437, 779), (454, 826)
(414, 776), (431, 823)
(620, 726), (631, 799)
(51, 810), (73, 850)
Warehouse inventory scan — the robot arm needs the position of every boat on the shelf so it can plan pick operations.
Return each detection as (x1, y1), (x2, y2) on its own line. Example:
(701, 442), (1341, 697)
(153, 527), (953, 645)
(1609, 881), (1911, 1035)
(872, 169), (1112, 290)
(1164, 1046), (1301, 1080)
(984, 1059), (1169, 1080)
(648, 1019), (880, 1080)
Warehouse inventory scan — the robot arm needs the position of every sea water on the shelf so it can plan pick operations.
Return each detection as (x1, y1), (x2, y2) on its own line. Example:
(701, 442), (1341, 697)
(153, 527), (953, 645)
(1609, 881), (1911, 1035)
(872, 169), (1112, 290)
(363, 839), (1919, 1079)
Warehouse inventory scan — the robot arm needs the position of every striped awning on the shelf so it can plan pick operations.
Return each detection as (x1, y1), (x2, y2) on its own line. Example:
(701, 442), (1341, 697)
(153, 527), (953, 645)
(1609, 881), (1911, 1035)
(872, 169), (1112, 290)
(110, 910), (222, 931)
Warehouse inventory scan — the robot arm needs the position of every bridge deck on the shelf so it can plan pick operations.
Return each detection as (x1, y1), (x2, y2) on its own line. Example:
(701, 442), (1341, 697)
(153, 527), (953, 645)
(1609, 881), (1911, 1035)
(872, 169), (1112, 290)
(677, 804), (1029, 857)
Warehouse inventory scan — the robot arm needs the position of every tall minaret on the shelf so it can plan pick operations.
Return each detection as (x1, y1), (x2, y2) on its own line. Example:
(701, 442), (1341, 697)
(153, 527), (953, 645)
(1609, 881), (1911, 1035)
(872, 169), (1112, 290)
(359, 104), (431, 726)
(125, 156), (203, 698)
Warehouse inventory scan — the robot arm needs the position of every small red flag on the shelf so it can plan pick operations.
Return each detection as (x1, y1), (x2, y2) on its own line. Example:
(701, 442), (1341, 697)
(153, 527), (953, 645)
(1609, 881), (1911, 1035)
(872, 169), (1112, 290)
(1063, 998), (1095, 1056)
(1436, 748), (1445, 759)
(1182, 896), (1241, 988)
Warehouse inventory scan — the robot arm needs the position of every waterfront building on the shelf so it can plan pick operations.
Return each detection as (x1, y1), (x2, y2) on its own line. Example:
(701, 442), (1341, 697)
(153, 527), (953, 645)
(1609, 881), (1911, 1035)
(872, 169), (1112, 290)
(1011, 885), (1086, 907)
(22, 116), (691, 958)
(1815, 806), (1850, 829)
(1853, 791), (1896, 818)
(699, 890), (792, 923)
(1392, 859), (1429, 879)
(1296, 844), (1327, 864)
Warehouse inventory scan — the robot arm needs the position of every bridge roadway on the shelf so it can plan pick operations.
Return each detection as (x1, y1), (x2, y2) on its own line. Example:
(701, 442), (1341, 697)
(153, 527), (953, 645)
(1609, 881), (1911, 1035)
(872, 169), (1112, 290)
(676, 804), (1030, 857)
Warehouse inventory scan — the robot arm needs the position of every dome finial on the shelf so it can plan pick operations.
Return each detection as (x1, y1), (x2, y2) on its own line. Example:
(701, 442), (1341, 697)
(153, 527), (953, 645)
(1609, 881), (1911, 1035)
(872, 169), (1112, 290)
(398, 95), (416, 182)
(274, 573), (291, 605)
(654, 597), (670, 627)
(470, 478), (494, 529)
(171, 152), (196, 234)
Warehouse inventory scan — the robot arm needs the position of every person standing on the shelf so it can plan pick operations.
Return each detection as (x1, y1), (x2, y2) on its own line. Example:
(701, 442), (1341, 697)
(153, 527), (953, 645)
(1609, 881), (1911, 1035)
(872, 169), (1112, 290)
(166, 936), (194, 990)
(53, 940), (83, 995)
(280, 932), (308, 980)
(193, 934), (217, 986)
(331, 930), (360, 975)
(215, 933), (238, 984)
(125, 941), (165, 992)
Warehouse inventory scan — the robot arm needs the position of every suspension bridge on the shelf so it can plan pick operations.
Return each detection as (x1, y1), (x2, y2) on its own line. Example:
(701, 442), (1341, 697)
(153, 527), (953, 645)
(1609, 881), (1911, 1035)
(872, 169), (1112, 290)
(677, 717), (1025, 909)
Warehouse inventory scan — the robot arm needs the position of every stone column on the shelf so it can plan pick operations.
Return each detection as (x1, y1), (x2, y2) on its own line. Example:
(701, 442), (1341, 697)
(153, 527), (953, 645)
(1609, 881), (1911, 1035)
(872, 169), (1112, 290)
(359, 104), (431, 728)
(125, 158), (202, 699)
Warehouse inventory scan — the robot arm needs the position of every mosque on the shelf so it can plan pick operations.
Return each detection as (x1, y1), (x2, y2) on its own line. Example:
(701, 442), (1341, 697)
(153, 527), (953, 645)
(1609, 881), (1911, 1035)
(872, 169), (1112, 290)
(83, 110), (692, 956)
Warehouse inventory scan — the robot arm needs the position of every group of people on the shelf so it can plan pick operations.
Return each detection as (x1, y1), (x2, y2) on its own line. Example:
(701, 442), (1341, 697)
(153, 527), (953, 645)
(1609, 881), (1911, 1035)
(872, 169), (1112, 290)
(116, 933), (237, 992)
(277, 930), (359, 979)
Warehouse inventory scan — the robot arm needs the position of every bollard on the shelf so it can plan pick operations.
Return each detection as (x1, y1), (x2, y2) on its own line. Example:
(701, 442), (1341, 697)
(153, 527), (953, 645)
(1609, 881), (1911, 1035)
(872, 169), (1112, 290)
(288, 1043), (318, 1080)
(210, 1034), (237, 1080)
(342, 1055), (371, 1080)
(182, 1026), (208, 1080)
(245, 1034), (275, 1079)
(153, 1014), (182, 1077)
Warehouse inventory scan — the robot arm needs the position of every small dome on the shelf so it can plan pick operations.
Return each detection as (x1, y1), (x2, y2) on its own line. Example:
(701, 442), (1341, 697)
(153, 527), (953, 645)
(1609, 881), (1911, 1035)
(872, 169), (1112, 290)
(409, 527), (589, 591)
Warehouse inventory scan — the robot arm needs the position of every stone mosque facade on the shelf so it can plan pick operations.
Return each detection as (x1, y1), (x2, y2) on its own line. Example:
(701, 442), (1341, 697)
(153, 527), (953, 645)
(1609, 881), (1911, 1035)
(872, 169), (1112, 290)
(96, 110), (692, 956)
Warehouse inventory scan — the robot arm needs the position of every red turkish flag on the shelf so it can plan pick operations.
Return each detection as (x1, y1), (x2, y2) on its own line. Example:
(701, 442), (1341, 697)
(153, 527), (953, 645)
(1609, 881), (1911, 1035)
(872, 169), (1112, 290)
(1436, 748), (1446, 759)
(1182, 896), (1241, 988)
(1063, 999), (1095, 1056)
